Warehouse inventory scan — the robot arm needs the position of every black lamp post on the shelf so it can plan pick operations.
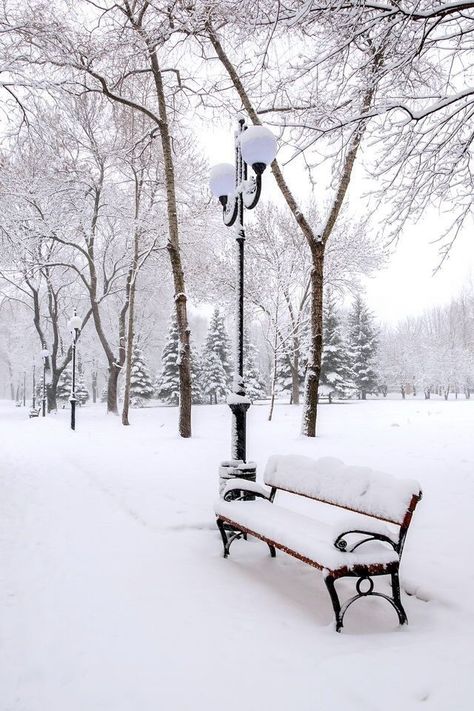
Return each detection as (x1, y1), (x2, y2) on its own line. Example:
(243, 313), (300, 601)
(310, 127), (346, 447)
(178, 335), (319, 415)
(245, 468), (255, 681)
(40, 346), (49, 417)
(210, 117), (277, 484)
(68, 310), (82, 431)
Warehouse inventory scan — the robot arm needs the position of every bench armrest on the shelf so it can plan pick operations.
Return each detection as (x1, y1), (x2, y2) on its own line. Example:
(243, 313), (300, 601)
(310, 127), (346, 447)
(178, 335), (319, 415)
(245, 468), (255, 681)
(223, 478), (273, 502)
(334, 529), (398, 554)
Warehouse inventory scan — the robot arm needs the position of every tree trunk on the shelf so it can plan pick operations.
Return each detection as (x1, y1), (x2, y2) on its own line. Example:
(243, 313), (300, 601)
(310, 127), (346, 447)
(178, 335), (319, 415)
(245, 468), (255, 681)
(92, 366), (97, 403)
(268, 317), (279, 421)
(47, 374), (59, 412)
(122, 217), (141, 426)
(107, 364), (120, 414)
(301, 242), (325, 437)
(121, 280), (135, 426)
(7, 358), (15, 400)
(147, 46), (192, 438)
(291, 354), (300, 405)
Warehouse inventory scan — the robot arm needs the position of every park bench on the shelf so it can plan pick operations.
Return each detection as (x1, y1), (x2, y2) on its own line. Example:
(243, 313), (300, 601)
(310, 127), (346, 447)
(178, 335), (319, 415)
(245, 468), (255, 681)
(28, 407), (41, 418)
(215, 455), (422, 631)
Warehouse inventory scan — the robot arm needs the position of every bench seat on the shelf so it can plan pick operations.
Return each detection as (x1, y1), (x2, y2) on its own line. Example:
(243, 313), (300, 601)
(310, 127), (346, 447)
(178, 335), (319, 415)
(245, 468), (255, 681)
(215, 498), (399, 573)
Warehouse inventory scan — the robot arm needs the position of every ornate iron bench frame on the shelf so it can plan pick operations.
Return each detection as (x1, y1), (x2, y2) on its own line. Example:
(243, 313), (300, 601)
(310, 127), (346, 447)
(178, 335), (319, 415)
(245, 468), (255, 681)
(216, 482), (422, 632)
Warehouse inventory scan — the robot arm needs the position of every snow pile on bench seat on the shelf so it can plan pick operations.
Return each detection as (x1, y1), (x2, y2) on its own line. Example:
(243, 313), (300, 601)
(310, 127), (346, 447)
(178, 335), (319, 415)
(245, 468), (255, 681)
(264, 455), (421, 524)
(214, 500), (399, 572)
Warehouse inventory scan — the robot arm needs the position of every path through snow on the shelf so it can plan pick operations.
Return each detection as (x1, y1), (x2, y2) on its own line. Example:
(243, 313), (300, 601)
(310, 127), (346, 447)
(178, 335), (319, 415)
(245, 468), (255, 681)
(1, 399), (473, 710)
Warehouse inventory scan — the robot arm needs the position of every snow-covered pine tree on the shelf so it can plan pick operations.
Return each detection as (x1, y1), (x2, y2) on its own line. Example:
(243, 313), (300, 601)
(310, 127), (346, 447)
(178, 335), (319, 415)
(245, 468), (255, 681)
(75, 374), (90, 405)
(73, 353), (89, 405)
(156, 316), (180, 405)
(203, 308), (233, 387)
(201, 350), (228, 404)
(191, 347), (205, 404)
(276, 350), (292, 395)
(244, 332), (266, 401)
(56, 369), (72, 403)
(347, 294), (378, 399)
(129, 346), (154, 407)
(320, 291), (351, 397)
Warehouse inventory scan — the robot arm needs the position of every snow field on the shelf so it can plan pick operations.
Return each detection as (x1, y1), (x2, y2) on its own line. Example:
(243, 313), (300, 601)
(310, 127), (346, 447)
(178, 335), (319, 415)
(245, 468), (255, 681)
(1, 398), (473, 710)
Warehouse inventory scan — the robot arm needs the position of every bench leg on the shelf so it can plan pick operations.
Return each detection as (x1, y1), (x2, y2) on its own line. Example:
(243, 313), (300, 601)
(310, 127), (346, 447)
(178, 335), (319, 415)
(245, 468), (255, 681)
(216, 518), (247, 558)
(391, 570), (408, 625)
(325, 575), (343, 632)
(326, 570), (408, 631)
(216, 518), (231, 558)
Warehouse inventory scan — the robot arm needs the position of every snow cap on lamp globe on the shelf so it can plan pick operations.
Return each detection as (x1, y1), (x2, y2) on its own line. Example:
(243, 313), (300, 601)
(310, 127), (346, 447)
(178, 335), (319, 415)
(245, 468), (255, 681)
(68, 314), (82, 332)
(240, 126), (277, 173)
(209, 163), (235, 198)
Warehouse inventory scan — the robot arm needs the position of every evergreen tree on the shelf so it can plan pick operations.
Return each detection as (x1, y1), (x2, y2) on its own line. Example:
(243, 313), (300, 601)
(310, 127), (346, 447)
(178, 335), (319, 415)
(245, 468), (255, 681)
(201, 351), (228, 404)
(75, 355), (89, 405)
(244, 333), (266, 400)
(57, 369), (72, 402)
(156, 316), (180, 404)
(321, 291), (351, 397)
(75, 374), (90, 405)
(203, 308), (233, 386)
(129, 346), (154, 407)
(56, 368), (89, 405)
(191, 347), (205, 404)
(276, 351), (292, 394)
(347, 294), (378, 399)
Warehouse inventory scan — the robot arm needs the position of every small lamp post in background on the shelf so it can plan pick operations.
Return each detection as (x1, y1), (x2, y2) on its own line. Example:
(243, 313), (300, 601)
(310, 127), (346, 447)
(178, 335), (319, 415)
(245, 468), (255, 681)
(22, 370), (26, 407)
(40, 346), (50, 417)
(68, 310), (82, 431)
(210, 116), (277, 493)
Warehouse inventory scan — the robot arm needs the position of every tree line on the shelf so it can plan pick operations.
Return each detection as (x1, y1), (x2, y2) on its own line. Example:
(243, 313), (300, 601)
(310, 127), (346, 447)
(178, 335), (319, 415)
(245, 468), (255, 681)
(0, 0), (472, 434)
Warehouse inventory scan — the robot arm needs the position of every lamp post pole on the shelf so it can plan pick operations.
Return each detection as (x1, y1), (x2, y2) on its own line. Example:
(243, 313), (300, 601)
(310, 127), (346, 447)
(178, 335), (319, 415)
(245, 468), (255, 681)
(22, 371), (26, 407)
(210, 117), (277, 487)
(231, 118), (251, 462)
(68, 310), (82, 431)
(41, 346), (49, 417)
(32, 364), (36, 410)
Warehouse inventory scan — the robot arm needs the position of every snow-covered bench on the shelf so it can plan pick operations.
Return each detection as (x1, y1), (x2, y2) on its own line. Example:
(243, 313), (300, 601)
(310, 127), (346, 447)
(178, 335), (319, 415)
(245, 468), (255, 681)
(215, 455), (422, 631)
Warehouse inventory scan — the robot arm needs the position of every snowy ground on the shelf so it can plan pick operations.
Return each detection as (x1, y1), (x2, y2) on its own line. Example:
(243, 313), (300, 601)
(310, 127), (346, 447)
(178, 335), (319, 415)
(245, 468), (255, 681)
(1, 397), (473, 711)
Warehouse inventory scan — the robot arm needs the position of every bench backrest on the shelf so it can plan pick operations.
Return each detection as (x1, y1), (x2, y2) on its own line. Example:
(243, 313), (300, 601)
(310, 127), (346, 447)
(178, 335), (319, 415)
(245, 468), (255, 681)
(264, 455), (422, 526)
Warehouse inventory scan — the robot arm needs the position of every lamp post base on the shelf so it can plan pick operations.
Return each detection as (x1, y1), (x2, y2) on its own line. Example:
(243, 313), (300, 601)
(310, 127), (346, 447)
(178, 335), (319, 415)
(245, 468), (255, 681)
(219, 398), (256, 499)
(219, 459), (257, 499)
(70, 398), (77, 431)
(228, 399), (250, 462)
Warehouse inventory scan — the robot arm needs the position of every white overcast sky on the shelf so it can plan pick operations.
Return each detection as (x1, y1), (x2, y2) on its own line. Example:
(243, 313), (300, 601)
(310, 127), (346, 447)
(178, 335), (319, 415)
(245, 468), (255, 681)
(200, 122), (474, 325)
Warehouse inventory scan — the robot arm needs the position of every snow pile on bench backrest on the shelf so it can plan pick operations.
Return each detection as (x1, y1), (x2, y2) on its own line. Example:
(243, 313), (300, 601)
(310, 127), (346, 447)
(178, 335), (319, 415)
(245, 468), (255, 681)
(264, 455), (421, 524)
